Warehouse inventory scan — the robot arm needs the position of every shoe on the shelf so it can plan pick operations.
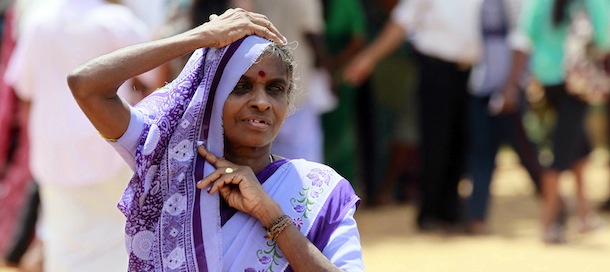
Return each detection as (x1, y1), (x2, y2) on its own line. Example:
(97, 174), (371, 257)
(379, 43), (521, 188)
(554, 201), (568, 227)
(598, 199), (610, 213)
(416, 219), (441, 232)
(579, 214), (605, 233)
(465, 220), (488, 235)
(543, 223), (567, 244)
(443, 221), (468, 234)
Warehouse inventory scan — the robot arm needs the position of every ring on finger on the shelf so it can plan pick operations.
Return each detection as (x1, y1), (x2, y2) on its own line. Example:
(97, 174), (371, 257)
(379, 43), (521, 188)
(225, 167), (234, 174)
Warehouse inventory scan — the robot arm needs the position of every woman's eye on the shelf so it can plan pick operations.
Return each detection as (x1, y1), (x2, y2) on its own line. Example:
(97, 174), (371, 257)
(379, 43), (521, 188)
(267, 84), (285, 94)
(233, 82), (251, 93)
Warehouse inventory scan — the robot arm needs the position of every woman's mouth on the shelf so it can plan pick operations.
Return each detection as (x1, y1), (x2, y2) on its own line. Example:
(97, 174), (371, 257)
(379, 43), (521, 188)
(244, 118), (270, 128)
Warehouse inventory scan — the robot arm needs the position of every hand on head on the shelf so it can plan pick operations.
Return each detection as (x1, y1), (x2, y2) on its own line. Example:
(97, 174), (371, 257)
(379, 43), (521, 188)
(192, 8), (287, 48)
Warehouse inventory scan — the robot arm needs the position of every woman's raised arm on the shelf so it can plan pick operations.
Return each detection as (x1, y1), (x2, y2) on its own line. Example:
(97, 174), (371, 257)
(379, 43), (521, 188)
(68, 8), (286, 140)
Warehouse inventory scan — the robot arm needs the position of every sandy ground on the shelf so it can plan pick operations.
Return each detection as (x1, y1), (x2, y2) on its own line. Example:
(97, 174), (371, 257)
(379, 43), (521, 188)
(358, 149), (610, 272)
(2, 149), (610, 272)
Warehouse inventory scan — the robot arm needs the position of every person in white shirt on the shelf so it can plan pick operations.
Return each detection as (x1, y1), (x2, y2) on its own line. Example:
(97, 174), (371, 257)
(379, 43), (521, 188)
(344, 0), (483, 231)
(4, 0), (150, 271)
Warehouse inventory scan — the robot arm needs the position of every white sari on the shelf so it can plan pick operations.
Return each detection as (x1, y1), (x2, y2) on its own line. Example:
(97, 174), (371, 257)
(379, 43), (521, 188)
(111, 35), (363, 271)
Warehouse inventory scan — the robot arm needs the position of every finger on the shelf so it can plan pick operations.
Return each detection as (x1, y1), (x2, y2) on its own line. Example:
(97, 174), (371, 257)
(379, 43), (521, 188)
(197, 145), (221, 167)
(196, 166), (233, 189)
(196, 168), (223, 189)
(217, 7), (236, 19)
(207, 177), (230, 194)
(209, 14), (219, 21)
(248, 13), (287, 45)
(209, 173), (242, 194)
(251, 24), (287, 46)
(197, 146), (235, 171)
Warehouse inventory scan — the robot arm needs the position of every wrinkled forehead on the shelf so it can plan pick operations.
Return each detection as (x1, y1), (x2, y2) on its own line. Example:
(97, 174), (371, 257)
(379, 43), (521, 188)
(248, 52), (290, 77)
(254, 44), (294, 77)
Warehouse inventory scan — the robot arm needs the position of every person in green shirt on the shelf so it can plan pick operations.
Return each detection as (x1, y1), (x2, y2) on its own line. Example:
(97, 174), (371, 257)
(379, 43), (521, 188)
(504, 0), (610, 243)
(320, 0), (367, 188)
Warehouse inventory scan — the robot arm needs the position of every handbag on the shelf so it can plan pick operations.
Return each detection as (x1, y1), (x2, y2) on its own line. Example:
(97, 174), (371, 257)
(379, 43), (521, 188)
(564, 11), (610, 104)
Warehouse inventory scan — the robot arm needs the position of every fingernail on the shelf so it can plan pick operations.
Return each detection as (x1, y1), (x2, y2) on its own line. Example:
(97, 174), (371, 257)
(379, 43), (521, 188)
(197, 141), (204, 147)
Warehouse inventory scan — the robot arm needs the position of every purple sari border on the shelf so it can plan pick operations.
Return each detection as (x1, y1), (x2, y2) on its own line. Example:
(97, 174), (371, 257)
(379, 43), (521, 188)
(306, 179), (360, 251)
(200, 38), (245, 144)
(257, 158), (290, 185)
(192, 39), (244, 271)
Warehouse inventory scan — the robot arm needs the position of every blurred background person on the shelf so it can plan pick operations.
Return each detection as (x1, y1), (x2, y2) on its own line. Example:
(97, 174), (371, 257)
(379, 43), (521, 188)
(3, 0), (152, 270)
(152, 0), (232, 85)
(0, 1), (37, 268)
(362, 0), (421, 207)
(463, 0), (546, 235)
(344, 0), (482, 231)
(320, 0), (367, 191)
(121, 0), (165, 32)
(503, 0), (610, 243)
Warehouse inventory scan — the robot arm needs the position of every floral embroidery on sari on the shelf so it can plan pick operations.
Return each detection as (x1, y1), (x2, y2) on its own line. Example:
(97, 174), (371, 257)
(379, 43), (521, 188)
(248, 166), (337, 272)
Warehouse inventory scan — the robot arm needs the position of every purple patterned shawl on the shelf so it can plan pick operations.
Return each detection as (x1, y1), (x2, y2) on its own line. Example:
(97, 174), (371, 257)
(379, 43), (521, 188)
(119, 36), (271, 271)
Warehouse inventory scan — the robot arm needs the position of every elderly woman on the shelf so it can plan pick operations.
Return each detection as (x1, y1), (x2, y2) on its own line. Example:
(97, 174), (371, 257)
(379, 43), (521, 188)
(68, 8), (364, 271)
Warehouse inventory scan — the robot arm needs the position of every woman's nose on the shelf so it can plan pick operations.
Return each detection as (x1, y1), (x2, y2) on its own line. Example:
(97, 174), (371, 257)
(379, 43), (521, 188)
(249, 87), (271, 111)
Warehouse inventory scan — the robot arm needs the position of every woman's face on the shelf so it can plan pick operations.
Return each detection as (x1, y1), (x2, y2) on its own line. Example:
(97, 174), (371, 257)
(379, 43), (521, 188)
(223, 54), (290, 150)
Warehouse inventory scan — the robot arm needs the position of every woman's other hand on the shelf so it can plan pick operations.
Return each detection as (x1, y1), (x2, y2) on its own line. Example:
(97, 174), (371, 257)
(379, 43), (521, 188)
(196, 145), (281, 223)
(186, 8), (287, 49)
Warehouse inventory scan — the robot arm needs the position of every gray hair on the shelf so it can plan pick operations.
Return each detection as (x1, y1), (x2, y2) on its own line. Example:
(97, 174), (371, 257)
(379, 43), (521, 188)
(259, 42), (300, 114)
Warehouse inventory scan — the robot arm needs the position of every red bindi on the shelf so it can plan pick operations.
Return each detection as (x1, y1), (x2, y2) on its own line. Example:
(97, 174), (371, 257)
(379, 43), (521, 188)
(258, 70), (266, 77)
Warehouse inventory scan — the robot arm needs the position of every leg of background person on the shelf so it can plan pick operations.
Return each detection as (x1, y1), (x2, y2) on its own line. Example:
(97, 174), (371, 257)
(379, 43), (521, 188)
(503, 101), (572, 228)
(601, 101), (610, 212)
(373, 99), (420, 206)
(438, 67), (470, 227)
(541, 169), (563, 242)
(570, 158), (597, 232)
(375, 141), (419, 205)
(416, 52), (469, 229)
(39, 166), (131, 272)
(542, 84), (591, 243)
(466, 95), (501, 233)
(416, 57), (449, 229)
(506, 93), (544, 194)
(373, 122), (401, 206)
(539, 85), (564, 243)
(355, 80), (379, 205)
(367, 48), (421, 206)
(391, 71), (420, 204)
(556, 92), (596, 232)
(4, 181), (39, 266)
(400, 144), (420, 202)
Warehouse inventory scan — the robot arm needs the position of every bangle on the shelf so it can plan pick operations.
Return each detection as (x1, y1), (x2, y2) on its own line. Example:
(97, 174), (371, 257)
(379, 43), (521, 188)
(263, 215), (292, 241)
(98, 131), (118, 142)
